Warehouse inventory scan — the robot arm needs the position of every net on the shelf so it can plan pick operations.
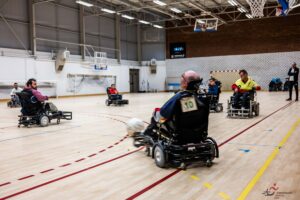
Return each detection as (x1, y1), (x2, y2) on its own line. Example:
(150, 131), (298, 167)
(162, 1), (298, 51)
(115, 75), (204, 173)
(246, 0), (267, 18)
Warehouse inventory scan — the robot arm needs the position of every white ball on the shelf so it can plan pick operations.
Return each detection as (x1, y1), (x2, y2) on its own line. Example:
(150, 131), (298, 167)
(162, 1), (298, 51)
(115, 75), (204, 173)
(126, 118), (145, 136)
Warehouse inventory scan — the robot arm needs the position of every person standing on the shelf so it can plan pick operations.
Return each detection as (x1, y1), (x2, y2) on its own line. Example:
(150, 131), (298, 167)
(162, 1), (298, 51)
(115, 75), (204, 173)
(286, 62), (299, 101)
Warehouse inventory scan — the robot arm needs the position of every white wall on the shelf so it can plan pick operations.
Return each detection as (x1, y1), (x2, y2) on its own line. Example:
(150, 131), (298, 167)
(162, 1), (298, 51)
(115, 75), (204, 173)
(166, 51), (300, 89)
(0, 48), (166, 99)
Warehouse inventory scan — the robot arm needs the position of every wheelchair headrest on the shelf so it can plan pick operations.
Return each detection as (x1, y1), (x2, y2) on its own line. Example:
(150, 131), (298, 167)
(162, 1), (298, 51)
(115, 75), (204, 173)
(186, 79), (202, 91)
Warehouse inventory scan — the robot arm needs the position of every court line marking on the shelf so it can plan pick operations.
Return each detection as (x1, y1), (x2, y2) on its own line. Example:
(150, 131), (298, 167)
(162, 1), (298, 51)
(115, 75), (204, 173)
(203, 182), (213, 189)
(237, 118), (300, 200)
(0, 125), (81, 143)
(218, 192), (231, 200)
(0, 116), (131, 190)
(125, 102), (293, 200)
(0, 147), (143, 200)
(190, 175), (200, 181)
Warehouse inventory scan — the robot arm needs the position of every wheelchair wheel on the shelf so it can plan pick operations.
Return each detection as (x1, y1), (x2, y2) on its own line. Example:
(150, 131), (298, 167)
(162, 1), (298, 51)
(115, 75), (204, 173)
(105, 99), (110, 106)
(39, 115), (49, 127)
(215, 104), (223, 113)
(254, 103), (260, 116)
(154, 145), (166, 168)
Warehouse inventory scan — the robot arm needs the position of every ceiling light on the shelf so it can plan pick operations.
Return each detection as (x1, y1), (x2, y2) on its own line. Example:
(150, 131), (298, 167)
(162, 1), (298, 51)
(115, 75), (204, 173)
(246, 13), (253, 18)
(153, 24), (163, 28)
(170, 7), (182, 13)
(76, 0), (93, 7)
(153, 0), (167, 6)
(228, 0), (238, 6)
(101, 8), (116, 14)
(197, 19), (205, 24)
(121, 14), (134, 20)
(238, 7), (246, 12)
(139, 20), (150, 24)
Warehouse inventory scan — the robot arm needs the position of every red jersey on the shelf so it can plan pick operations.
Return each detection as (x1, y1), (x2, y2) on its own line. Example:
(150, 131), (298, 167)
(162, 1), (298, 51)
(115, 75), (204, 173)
(108, 87), (118, 94)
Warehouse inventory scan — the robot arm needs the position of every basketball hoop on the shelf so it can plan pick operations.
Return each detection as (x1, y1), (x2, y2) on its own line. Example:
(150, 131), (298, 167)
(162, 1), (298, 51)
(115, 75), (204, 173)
(246, 0), (267, 17)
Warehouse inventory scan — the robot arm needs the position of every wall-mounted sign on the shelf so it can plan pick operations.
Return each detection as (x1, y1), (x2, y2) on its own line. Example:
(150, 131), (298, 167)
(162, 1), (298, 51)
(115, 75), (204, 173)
(170, 43), (186, 59)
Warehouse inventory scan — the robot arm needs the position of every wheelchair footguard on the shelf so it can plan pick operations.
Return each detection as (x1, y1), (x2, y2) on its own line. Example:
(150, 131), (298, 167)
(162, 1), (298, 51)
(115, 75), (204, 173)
(18, 111), (72, 128)
(133, 133), (219, 169)
(7, 100), (21, 108)
(105, 99), (129, 106)
(227, 99), (259, 118)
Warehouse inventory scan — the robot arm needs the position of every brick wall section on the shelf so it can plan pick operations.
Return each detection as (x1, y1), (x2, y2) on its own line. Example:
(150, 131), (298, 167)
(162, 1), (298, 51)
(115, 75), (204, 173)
(166, 15), (300, 58)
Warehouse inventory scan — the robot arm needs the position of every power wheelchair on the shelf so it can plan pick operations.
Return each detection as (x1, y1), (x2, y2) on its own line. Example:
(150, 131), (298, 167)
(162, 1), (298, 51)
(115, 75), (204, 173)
(207, 94), (223, 113)
(105, 87), (129, 106)
(227, 90), (259, 118)
(16, 92), (72, 128)
(133, 91), (219, 169)
(7, 95), (21, 108)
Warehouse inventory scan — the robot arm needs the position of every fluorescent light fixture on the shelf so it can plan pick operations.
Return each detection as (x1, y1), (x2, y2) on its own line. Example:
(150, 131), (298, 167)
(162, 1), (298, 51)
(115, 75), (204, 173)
(246, 13), (253, 18)
(153, 24), (163, 28)
(228, 0), (238, 6)
(170, 7), (182, 13)
(238, 7), (246, 12)
(121, 14), (134, 20)
(139, 20), (150, 24)
(153, 0), (167, 6)
(198, 19), (205, 24)
(76, 0), (93, 7)
(101, 8), (116, 14)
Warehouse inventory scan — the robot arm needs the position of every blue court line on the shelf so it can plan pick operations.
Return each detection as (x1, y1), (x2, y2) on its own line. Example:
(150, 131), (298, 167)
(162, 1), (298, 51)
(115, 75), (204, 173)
(228, 142), (278, 148)
(0, 125), (80, 143)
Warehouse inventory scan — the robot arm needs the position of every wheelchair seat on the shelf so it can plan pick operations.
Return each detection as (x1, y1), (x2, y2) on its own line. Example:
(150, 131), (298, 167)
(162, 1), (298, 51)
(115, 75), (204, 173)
(16, 91), (43, 116)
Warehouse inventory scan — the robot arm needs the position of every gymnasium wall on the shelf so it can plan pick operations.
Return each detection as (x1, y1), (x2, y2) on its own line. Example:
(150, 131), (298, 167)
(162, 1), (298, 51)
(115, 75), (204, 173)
(166, 51), (300, 90)
(166, 15), (300, 58)
(0, 48), (166, 99)
(0, 0), (165, 61)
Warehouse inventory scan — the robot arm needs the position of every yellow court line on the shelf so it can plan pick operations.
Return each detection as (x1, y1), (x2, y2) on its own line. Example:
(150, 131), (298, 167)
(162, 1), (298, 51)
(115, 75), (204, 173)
(203, 182), (213, 189)
(237, 118), (300, 200)
(190, 175), (200, 181)
(218, 192), (231, 200)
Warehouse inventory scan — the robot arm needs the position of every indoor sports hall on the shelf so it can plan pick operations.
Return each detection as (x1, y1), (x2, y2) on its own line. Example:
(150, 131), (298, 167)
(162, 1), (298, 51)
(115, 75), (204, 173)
(0, 0), (300, 199)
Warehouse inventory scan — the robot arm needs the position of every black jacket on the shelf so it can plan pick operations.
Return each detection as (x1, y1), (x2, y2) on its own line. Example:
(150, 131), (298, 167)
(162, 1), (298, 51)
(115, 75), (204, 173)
(288, 67), (299, 82)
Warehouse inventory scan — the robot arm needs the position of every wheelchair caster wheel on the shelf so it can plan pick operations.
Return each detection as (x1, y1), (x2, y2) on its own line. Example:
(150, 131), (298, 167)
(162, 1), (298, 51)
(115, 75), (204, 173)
(180, 163), (187, 170)
(206, 160), (213, 167)
(39, 115), (49, 127)
(145, 147), (151, 157)
(57, 119), (60, 124)
(154, 145), (166, 168)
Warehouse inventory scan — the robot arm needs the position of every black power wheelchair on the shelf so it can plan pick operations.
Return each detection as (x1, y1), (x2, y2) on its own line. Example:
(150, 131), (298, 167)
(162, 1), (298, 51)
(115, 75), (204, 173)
(105, 87), (129, 106)
(207, 94), (223, 113)
(16, 92), (72, 128)
(7, 95), (21, 108)
(133, 90), (219, 169)
(227, 90), (259, 118)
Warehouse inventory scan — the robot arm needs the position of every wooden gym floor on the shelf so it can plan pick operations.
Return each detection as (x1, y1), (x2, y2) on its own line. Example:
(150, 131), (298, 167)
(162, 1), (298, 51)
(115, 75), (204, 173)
(0, 92), (299, 200)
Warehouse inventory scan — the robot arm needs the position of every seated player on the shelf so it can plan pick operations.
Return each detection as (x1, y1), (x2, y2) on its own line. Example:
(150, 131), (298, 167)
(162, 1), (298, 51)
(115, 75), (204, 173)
(207, 78), (219, 96)
(20, 78), (49, 116)
(10, 82), (22, 105)
(108, 84), (122, 100)
(232, 69), (260, 109)
(140, 70), (209, 139)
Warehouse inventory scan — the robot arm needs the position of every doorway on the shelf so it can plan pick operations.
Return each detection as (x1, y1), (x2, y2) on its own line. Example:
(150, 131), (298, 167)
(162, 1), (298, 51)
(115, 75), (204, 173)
(129, 69), (140, 93)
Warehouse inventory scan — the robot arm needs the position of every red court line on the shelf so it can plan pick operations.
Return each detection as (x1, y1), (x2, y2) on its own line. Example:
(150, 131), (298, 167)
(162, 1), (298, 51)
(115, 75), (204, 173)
(40, 169), (54, 174)
(125, 102), (293, 200)
(59, 163), (71, 167)
(18, 175), (35, 181)
(0, 147), (143, 200)
(75, 158), (85, 163)
(88, 154), (97, 158)
(0, 182), (11, 187)
(108, 146), (114, 148)
(99, 149), (106, 153)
